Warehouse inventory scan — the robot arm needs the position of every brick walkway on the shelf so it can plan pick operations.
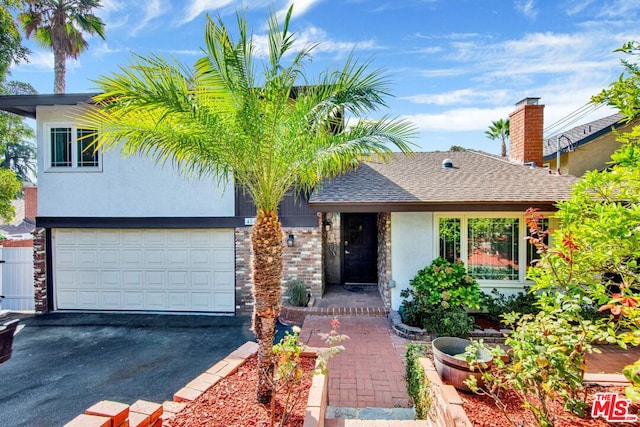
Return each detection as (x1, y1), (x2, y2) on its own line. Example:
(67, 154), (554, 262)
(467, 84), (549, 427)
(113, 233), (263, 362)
(299, 315), (411, 409)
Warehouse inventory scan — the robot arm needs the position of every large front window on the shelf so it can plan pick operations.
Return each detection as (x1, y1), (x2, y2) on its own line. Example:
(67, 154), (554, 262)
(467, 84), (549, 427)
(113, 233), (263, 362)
(437, 214), (551, 282)
(47, 125), (100, 170)
(467, 218), (519, 280)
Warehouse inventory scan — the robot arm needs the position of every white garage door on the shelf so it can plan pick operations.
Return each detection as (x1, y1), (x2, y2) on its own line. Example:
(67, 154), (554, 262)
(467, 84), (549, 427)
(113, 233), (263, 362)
(54, 228), (235, 312)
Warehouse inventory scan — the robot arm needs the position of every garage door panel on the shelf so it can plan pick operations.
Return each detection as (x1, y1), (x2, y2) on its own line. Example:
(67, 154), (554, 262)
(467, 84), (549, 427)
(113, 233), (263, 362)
(146, 292), (167, 309)
(78, 271), (99, 289)
(214, 293), (234, 311)
(54, 229), (235, 312)
(145, 250), (165, 265)
(145, 271), (165, 288)
(101, 271), (120, 287)
(57, 290), (77, 308)
(167, 250), (188, 265)
(56, 249), (76, 267)
(122, 231), (145, 246)
(78, 291), (99, 308)
(214, 271), (234, 289)
(123, 292), (144, 309)
(122, 250), (142, 265)
(101, 250), (120, 265)
(101, 291), (122, 308)
(166, 231), (188, 245)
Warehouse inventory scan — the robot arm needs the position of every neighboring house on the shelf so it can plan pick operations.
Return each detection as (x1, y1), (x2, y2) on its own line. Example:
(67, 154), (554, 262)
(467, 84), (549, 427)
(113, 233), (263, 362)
(0, 95), (582, 315)
(0, 184), (37, 244)
(310, 97), (579, 310)
(543, 112), (636, 176)
(0, 93), (321, 315)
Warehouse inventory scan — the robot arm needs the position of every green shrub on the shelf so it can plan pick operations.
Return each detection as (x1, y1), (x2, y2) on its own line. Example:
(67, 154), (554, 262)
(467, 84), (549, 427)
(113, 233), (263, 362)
(481, 287), (540, 324)
(422, 305), (475, 338)
(405, 343), (434, 420)
(286, 278), (309, 307)
(404, 257), (482, 309)
(400, 258), (481, 336)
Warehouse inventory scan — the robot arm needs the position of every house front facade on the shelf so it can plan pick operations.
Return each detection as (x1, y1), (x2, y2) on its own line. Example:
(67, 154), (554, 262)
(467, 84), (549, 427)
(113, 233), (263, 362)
(0, 95), (580, 315)
(0, 94), (322, 315)
(311, 98), (579, 310)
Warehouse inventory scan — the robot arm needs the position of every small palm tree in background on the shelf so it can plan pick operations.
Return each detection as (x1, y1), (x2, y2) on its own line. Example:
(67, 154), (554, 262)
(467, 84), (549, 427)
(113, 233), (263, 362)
(80, 6), (415, 404)
(485, 118), (510, 158)
(19, 0), (105, 93)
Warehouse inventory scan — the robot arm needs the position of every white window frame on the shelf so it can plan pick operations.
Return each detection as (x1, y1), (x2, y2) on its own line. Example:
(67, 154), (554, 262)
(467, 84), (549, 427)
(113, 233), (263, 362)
(434, 212), (555, 287)
(44, 123), (102, 172)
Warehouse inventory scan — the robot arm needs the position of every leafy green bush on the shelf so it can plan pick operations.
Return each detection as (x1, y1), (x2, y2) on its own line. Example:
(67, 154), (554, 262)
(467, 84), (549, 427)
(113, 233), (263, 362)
(422, 305), (475, 338)
(404, 257), (482, 309)
(405, 343), (434, 420)
(400, 258), (481, 337)
(465, 302), (605, 426)
(286, 278), (308, 307)
(481, 287), (540, 324)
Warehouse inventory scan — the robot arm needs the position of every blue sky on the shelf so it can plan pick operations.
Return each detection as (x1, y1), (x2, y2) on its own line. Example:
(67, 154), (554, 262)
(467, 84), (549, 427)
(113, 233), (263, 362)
(8, 0), (640, 153)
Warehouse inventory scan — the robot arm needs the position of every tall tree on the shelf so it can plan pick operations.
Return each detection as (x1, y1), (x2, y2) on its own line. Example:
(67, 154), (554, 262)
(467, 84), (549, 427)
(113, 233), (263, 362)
(0, 0), (29, 80)
(485, 118), (510, 158)
(19, 0), (105, 93)
(0, 81), (37, 182)
(80, 7), (415, 403)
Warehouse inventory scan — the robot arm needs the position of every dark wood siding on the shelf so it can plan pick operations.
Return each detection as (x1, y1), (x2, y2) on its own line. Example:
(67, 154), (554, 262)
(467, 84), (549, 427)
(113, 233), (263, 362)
(235, 187), (317, 222)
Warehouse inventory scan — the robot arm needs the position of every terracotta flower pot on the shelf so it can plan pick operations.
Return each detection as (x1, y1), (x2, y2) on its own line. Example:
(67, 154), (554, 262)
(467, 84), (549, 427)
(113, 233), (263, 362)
(432, 336), (492, 392)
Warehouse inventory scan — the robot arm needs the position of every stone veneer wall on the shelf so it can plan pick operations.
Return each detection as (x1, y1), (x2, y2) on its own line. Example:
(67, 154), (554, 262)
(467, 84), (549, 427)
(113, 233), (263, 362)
(377, 213), (392, 309)
(33, 227), (47, 313)
(235, 225), (323, 315)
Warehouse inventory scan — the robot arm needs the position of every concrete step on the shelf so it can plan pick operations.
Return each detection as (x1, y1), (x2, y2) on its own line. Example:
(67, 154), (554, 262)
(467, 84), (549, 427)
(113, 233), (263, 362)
(326, 406), (417, 421)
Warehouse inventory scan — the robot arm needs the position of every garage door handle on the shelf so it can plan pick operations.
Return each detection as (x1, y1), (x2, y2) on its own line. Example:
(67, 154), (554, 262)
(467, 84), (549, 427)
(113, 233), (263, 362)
(345, 250), (350, 255)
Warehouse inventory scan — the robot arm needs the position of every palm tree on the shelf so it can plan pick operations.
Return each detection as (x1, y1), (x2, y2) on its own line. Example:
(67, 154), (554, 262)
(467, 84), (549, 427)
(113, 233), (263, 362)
(485, 118), (510, 158)
(80, 7), (415, 404)
(19, 0), (105, 93)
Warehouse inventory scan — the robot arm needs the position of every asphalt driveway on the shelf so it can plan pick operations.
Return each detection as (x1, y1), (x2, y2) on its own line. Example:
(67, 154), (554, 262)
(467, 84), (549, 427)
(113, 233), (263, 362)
(0, 313), (275, 427)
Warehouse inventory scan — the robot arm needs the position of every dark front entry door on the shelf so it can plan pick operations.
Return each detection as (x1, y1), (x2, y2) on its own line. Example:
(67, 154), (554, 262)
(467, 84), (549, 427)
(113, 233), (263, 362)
(342, 213), (378, 284)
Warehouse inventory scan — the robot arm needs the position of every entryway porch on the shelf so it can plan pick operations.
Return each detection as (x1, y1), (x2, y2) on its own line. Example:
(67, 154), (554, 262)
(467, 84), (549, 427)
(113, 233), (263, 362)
(279, 284), (388, 326)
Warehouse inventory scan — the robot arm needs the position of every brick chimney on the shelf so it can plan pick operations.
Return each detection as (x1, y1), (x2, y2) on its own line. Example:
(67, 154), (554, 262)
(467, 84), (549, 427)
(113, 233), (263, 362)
(508, 97), (544, 166)
(23, 184), (37, 222)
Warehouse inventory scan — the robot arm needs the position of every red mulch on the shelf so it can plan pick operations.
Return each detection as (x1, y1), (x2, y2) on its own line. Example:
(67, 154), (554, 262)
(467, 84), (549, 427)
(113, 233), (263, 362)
(168, 354), (314, 427)
(461, 384), (639, 426)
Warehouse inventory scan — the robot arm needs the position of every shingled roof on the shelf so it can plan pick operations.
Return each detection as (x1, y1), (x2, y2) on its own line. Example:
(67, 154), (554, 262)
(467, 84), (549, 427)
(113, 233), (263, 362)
(309, 151), (579, 212)
(543, 113), (624, 159)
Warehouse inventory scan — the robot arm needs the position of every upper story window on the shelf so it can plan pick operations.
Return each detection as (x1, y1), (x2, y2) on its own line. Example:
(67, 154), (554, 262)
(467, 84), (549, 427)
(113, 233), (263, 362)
(47, 124), (100, 171)
(437, 213), (553, 282)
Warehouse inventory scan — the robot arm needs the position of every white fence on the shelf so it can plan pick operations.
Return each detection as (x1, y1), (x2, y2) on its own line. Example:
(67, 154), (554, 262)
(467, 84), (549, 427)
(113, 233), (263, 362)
(0, 247), (34, 311)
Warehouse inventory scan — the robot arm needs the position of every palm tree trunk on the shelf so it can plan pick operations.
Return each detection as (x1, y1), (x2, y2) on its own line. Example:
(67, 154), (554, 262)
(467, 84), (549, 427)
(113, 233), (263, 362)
(252, 209), (283, 404)
(501, 138), (507, 158)
(53, 48), (66, 94)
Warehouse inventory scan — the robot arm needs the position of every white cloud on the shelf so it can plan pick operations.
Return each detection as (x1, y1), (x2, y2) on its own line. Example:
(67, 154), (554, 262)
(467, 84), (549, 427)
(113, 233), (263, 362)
(91, 43), (123, 57)
(403, 106), (513, 132)
(130, 0), (164, 36)
(97, 0), (128, 30)
(14, 50), (54, 71)
(179, 0), (235, 25)
(277, 0), (325, 20)
(162, 49), (202, 56)
(595, 0), (640, 19)
(515, 0), (538, 19)
(402, 89), (512, 106)
(251, 25), (380, 59)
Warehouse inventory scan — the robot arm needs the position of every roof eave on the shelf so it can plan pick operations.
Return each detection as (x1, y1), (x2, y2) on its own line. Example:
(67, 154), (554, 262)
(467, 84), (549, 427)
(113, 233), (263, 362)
(308, 200), (562, 213)
(0, 93), (100, 119)
(543, 120), (624, 161)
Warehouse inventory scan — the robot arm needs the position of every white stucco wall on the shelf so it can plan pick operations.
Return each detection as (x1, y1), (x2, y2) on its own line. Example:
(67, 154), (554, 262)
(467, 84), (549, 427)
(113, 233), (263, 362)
(390, 212), (434, 310)
(36, 105), (234, 218)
